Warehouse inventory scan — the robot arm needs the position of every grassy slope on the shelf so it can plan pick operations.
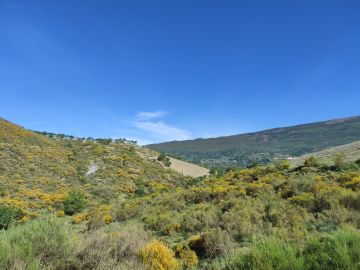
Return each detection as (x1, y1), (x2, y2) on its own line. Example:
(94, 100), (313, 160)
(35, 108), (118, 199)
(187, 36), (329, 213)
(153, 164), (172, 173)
(291, 140), (360, 167)
(168, 157), (209, 177)
(148, 116), (360, 168)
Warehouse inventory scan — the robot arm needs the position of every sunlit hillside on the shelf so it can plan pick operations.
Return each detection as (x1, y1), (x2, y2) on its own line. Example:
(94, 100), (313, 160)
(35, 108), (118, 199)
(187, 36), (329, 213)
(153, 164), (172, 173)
(0, 117), (189, 218)
(2, 118), (360, 269)
(292, 140), (360, 167)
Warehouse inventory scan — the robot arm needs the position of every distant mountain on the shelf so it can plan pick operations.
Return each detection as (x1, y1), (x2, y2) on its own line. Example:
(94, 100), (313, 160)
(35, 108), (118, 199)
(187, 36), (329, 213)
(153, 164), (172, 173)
(148, 116), (360, 168)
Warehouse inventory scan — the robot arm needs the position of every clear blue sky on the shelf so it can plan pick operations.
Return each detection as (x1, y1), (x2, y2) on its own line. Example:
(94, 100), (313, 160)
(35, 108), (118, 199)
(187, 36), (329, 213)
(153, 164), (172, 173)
(1, 1), (359, 144)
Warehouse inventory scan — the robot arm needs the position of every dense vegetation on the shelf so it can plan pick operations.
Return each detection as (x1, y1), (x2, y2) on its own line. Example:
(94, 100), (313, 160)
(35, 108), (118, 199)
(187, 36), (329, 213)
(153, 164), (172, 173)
(2, 117), (360, 269)
(148, 116), (360, 168)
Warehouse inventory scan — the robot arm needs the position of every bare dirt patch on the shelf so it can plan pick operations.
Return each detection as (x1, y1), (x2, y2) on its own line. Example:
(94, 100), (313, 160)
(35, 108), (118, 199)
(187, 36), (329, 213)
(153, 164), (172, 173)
(168, 157), (209, 178)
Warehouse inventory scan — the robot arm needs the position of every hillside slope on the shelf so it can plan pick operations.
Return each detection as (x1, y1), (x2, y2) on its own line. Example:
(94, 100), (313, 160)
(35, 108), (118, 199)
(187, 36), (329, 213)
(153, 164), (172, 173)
(148, 116), (360, 168)
(0, 117), (188, 211)
(3, 117), (360, 269)
(291, 140), (360, 167)
(0, 118), (76, 180)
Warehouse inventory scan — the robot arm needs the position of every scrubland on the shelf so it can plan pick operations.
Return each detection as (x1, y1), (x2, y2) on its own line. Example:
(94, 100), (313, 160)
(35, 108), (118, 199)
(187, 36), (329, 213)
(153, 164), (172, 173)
(2, 118), (360, 269)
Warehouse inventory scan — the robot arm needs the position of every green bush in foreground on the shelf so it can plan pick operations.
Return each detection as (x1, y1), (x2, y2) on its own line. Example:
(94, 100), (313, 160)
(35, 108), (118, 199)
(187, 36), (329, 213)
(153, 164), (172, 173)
(0, 218), (150, 270)
(224, 237), (303, 270)
(0, 206), (19, 230)
(1, 218), (360, 270)
(0, 218), (74, 269)
(303, 228), (360, 270)
(221, 228), (360, 270)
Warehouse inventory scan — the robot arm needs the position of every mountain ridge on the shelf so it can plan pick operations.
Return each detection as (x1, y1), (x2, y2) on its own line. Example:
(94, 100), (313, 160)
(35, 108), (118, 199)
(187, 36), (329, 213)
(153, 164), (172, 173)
(152, 115), (360, 144)
(148, 115), (360, 168)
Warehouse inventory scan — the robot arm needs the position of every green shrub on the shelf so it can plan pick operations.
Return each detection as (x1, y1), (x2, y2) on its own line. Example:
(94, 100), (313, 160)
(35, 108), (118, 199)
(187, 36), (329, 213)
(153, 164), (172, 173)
(221, 229), (360, 270)
(189, 228), (232, 259)
(0, 206), (19, 230)
(0, 218), (74, 269)
(181, 204), (221, 233)
(157, 152), (166, 162)
(143, 210), (179, 235)
(163, 158), (172, 167)
(275, 160), (291, 171)
(304, 156), (320, 167)
(341, 193), (360, 210)
(224, 237), (303, 270)
(221, 199), (264, 242)
(303, 229), (360, 270)
(288, 192), (314, 210)
(63, 191), (87, 215)
(333, 153), (346, 169)
(157, 153), (172, 167)
(112, 200), (143, 222)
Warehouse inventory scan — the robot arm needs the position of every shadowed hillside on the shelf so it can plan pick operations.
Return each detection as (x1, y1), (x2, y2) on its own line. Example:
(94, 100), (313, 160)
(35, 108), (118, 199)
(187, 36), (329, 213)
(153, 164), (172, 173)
(148, 116), (360, 168)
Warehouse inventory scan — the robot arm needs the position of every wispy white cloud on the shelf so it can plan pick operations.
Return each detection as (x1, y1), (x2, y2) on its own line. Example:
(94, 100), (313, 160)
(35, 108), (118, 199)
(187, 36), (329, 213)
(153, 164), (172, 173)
(136, 111), (168, 121)
(96, 110), (192, 144)
(132, 110), (191, 143)
(134, 121), (191, 141)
